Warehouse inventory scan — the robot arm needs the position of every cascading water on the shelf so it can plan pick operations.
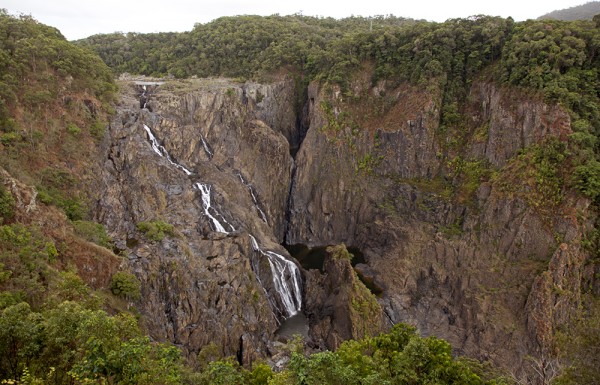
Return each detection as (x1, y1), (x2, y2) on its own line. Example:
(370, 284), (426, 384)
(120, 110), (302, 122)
(141, 85), (148, 109)
(194, 182), (235, 234)
(249, 235), (302, 318)
(143, 124), (192, 175)
(142, 123), (234, 234)
(200, 134), (213, 159)
(141, 117), (302, 319)
(237, 172), (268, 224)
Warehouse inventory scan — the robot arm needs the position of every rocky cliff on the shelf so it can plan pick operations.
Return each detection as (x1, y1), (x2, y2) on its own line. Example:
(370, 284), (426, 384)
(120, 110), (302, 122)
(286, 76), (597, 373)
(96, 74), (598, 374)
(97, 78), (301, 363)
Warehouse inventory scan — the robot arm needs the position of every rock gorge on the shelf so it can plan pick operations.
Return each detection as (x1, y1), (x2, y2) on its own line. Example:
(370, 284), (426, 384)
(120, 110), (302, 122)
(95, 73), (596, 374)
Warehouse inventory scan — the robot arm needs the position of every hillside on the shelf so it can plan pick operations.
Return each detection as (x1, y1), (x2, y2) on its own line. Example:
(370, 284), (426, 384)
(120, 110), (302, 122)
(538, 1), (600, 20)
(1, 9), (600, 385)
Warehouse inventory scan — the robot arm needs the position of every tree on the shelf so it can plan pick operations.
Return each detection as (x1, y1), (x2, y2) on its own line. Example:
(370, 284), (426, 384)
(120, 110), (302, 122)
(110, 271), (141, 301)
(0, 302), (44, 380)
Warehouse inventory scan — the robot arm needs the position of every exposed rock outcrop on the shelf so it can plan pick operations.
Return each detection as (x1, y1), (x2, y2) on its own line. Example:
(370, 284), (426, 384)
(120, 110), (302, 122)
(95, 74), (597, 375)
(304, 244), (385, 350)
(285, 77), (596, 374)
(97, 78), (300, 364)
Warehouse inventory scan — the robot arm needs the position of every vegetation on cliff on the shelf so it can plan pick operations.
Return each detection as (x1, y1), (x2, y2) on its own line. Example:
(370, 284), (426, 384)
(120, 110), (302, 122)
(77, 14), (600, 202)
(188, 324), (505, 385)
(1, 6), (600, 385)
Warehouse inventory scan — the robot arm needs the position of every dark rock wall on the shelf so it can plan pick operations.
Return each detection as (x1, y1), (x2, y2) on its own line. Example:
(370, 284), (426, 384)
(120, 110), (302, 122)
(97, 79), (299, 363)
(285, 78), (595, 372)
(96, 75), (596, 373)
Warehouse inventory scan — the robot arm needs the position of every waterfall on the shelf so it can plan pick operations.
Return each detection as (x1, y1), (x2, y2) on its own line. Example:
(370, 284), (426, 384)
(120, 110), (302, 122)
(200, 134), (213, 159)
(142, 124), (192, 175)
(237, 173), (268, 224)
(249, 235), (302, 318)
(194, 182), (235, 234)
(141, 85), (148, 109)
(142, 123), (234, 234)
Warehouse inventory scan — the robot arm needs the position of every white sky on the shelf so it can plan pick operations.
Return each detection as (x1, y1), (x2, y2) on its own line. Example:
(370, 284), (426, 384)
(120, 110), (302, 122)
(1, 0), (591, 40)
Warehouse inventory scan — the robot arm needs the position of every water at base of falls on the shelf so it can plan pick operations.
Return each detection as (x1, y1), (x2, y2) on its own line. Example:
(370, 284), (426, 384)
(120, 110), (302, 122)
(276, 312), (309, 339)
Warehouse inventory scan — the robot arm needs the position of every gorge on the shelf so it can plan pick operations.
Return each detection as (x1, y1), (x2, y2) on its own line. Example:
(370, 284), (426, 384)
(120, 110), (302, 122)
(1, 10), (599, 384)
(95, 73), (596, 375)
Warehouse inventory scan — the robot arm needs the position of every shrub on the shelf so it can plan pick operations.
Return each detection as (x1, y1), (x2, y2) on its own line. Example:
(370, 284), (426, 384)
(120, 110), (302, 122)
(574, 159), (600, 203)
(109, 271), (141, 300)
(72, 220), (112, 248)
(0, 184), (15, 224)
(89, 119), (106, 139)
(136, 220), (175, 241)
(66, 123), (81, 136)
(0, 132), (19, 146)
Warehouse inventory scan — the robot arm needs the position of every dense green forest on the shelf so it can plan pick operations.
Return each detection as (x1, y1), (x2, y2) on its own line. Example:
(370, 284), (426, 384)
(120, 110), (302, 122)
(78, 13), (600, 205)
(2, 8), (600, 385)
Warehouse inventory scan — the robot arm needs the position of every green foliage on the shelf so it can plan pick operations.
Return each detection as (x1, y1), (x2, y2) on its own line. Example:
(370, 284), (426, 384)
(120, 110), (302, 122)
(72, 220), (112, 248)
(279, 323), (496, 384)
(0, 183), (15, 224)
(0, 300), (183, 385)
(555, 300), (600, 384)
(110, 271), (141, 301)
(0, 224), (58, 307)
(66, 123), (81, 136)
(185, 323), (503, 385)
(328, 244), (353, 261)
(198, 359), (246, 385)
(0, 11), (115, 229)
(496, 140), (568, 212)
(89, 118), (106, 139)
(77, 14), (511, 87)
(36, 167), (88, 221)
(0, 302), (44, 380)
(248, 363), (273, 385)
(51, 270), (92, 304)
(573, 159), (600, 204)
(499, 19), (600, 212)
(0, 131), (19, 146)
(357, 153), (383, 175)
(136, 220), (175, 241)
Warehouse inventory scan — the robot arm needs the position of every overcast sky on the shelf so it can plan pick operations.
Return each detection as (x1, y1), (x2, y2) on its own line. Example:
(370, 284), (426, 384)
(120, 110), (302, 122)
(1, 0), (591, 40)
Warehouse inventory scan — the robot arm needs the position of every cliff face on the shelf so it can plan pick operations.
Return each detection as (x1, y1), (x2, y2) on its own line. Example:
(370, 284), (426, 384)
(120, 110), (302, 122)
(285, 77), (596, 371)
(97, 78), (301, 363)
(96, 74), (597, 372)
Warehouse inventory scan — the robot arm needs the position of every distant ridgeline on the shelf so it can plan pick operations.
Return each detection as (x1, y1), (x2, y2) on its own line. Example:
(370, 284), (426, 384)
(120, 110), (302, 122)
(1, 7), (600, 385)
(538, 1), (600, 21)
(77, 14), (600, 202)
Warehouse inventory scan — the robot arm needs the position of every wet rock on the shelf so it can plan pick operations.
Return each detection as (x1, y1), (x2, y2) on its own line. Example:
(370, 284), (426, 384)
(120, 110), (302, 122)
(96, 78), (301, 364)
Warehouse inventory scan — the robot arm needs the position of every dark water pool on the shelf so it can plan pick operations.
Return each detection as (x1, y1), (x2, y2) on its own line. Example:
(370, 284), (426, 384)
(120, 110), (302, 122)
(284, 243), (383, 296)
(284, 243), (366, 271)
(276, 312), (309, 339)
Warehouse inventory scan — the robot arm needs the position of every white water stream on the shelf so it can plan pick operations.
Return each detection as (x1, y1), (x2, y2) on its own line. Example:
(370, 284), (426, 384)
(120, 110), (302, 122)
(141, 118), (302, 317)
(200, 135), (213, 159)
(193, 182), (235, 234)
(238, 173), (268, 224)
(142, 123), (234, 233)
(249, 235), (302, 318)
(142, 124), (192, 175)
